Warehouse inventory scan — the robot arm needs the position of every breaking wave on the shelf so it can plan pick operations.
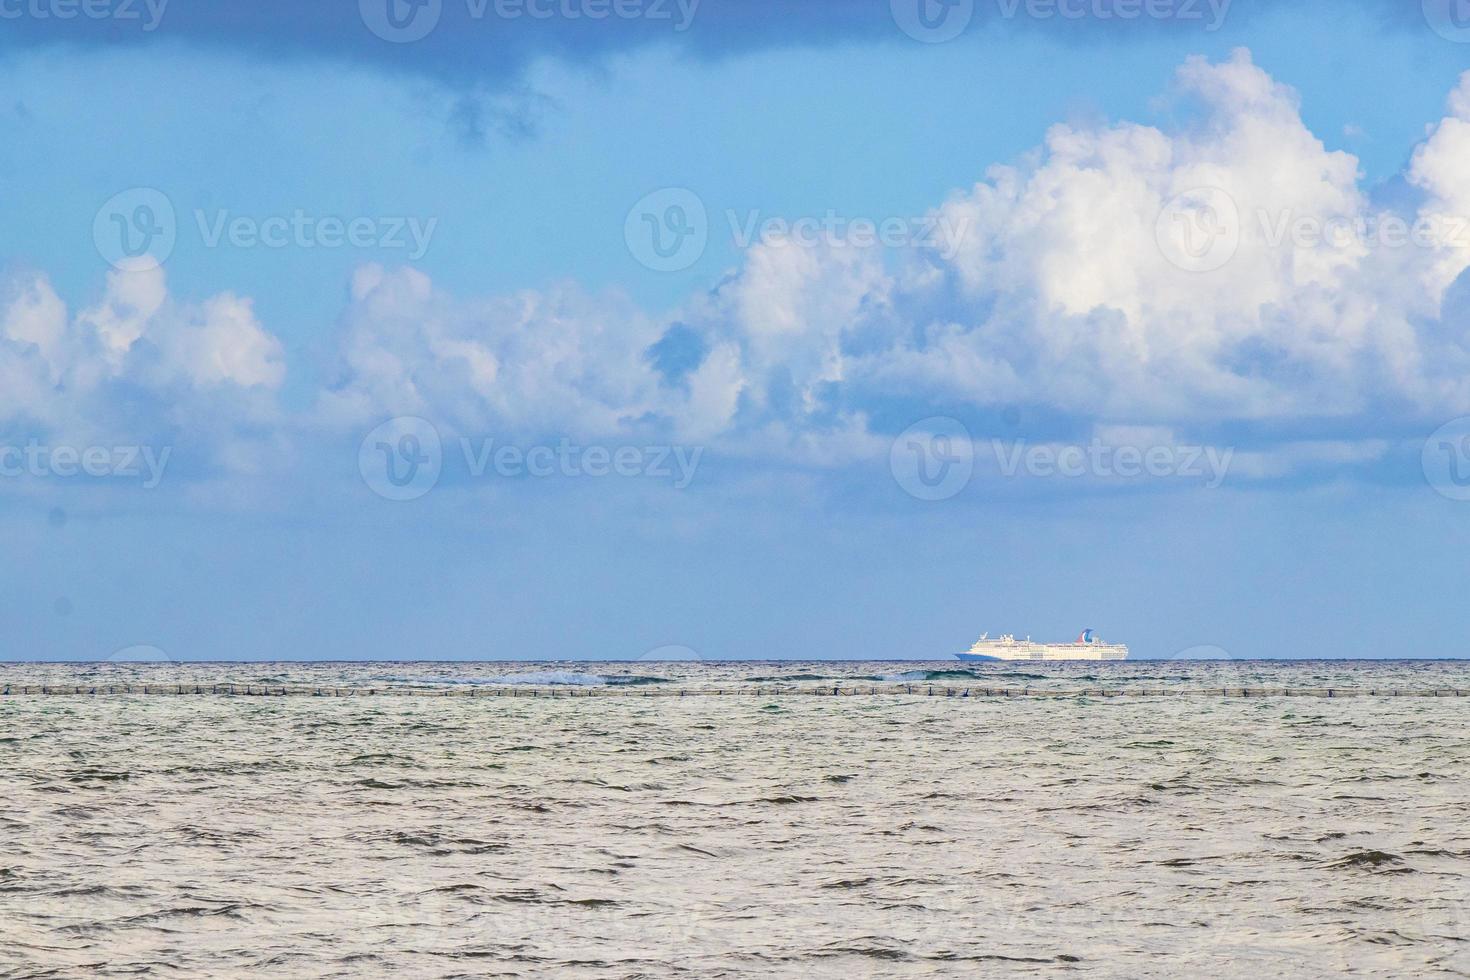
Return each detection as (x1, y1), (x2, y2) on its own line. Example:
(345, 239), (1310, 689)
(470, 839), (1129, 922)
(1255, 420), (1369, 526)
(485, 671), (671, 687)
(391, 671), (673, 687)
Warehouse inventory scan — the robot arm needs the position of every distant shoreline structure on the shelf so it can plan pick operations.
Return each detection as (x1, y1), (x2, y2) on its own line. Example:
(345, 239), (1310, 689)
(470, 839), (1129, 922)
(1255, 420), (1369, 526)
(958, 629), (1129, 662)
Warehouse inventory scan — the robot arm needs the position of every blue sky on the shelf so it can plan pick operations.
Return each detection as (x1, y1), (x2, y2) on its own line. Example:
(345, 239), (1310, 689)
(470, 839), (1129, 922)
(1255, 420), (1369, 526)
(3, 0), (1470, 661)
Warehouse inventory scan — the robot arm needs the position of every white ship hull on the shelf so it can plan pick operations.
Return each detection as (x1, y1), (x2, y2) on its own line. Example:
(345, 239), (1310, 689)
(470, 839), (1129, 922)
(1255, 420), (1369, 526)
(959, 633), (1128, 662)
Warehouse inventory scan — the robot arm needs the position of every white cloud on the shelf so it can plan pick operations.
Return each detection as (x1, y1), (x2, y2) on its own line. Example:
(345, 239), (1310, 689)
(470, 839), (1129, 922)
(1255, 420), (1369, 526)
(643, 49), (1470, 434)
(76, 259), (167, 369)
(1, 274), (67, 378)
(1225, 439), (1392, 481)
(679, 342), (744, 441)
(320, 264), (672, 439)
(0, 262), (285, 464)
(8, 49), (1470, 494)
(893, 49), (1441, 420)
(1409, 73), (1470, 301)
(165, 292), (285, 389)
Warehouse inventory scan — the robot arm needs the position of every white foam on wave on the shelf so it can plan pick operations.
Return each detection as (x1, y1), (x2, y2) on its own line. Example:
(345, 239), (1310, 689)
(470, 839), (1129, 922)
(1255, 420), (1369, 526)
(386, 671), (670, 687)
(495, 671), (611, 686)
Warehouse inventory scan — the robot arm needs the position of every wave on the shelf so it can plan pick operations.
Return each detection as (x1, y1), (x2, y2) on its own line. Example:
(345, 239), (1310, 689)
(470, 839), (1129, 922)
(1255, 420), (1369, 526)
(874, 668), (1050, 682)
(433, 671), (673, 687)
(741, 668), (1059, 683)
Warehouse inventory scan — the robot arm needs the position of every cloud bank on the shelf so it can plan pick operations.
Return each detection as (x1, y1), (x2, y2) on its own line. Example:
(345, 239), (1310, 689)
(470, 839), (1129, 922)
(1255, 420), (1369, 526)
(0, 0), (1423, 89)
(0, 0), (900, 93)
(5, 50), (1470, 490)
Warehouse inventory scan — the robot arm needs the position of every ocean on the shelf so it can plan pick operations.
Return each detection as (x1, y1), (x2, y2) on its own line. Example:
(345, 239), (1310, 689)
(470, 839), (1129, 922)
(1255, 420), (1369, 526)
(1, 660), (1467, 977)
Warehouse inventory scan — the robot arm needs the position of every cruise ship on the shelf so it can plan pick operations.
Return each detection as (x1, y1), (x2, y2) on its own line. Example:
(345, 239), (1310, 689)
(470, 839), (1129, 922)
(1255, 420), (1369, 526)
(957, 629), (1128, 661)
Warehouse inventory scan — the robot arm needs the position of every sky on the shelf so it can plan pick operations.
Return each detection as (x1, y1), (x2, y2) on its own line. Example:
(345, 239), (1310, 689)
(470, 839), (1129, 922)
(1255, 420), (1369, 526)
(2, 0), (1470, 662)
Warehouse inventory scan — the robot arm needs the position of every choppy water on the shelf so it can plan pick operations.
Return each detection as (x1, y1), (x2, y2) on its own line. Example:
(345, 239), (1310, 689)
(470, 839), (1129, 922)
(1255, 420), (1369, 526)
(2, 661), (1468, 977)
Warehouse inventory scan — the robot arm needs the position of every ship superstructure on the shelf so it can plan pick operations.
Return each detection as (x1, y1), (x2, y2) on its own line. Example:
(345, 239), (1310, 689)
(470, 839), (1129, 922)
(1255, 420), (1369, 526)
(958, 629), (1128, 662)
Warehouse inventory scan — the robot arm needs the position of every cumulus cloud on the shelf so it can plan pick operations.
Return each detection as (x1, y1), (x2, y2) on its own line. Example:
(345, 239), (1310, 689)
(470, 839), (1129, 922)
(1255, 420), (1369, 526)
(0, 262), (284, 462)
(659, 49), (1470, 446)
(310, 50), (1470, 482)
(11, 49), (1470, 493)
(902, 49), (1393, 418)
(318, 264), (673, 439)
(1409, 74), (1470, 300)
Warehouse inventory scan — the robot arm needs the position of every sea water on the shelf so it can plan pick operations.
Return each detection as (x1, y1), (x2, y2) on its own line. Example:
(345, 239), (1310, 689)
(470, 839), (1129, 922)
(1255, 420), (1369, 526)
(1, 660), (1467, 977)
